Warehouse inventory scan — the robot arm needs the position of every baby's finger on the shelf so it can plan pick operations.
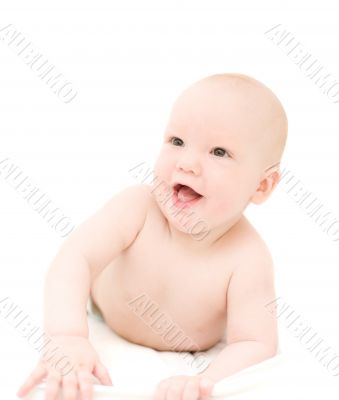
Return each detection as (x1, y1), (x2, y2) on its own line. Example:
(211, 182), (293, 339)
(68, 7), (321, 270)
(165, 381), (186, 400)
(199, 377), (215, 400)
(16, 363), (47, 397)
(61, 371), (78, 400)
(153, 379), (171, 400)
(77, 368), (94, 400)
(182, 379), (200, 400)
(45, 370), (62, 400)
(93, 361), (114, 386)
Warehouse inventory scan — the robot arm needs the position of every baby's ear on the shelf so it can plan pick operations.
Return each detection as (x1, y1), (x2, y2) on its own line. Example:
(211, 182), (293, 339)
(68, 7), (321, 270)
(250, 169), (280, 205)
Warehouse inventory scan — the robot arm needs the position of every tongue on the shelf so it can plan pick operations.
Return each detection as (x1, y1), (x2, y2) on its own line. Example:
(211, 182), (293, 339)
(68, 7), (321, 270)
(177, 185), (201, 202)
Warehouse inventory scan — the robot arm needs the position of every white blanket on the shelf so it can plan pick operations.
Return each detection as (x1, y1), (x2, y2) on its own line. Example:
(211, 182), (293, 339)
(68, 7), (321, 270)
(25, 312), (288, 399)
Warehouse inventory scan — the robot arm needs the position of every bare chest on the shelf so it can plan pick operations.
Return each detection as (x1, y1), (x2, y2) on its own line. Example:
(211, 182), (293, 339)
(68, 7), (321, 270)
(92, 201), (235, 351)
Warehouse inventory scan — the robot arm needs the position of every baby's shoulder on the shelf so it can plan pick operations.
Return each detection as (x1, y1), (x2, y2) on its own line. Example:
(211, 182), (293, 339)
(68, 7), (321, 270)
(231, 216), (273, 266)
(132, 183), (162, 221)
(126, 183), (154, 205)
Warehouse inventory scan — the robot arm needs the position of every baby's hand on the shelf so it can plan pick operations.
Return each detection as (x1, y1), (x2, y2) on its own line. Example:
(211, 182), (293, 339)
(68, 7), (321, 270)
(153, 374), (215, 400)
(16, 335), (113, 400)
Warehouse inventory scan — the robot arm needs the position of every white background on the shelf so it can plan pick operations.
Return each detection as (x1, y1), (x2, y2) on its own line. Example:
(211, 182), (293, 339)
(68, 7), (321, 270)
(0, 0), (339, 398)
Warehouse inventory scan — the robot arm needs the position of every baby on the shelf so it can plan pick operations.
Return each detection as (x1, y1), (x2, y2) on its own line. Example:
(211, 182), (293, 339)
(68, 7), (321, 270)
(17, 72), (288, 400)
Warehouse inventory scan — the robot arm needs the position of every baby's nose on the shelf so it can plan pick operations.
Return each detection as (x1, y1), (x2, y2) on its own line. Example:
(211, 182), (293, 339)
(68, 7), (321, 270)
(176, 153), (201, 175)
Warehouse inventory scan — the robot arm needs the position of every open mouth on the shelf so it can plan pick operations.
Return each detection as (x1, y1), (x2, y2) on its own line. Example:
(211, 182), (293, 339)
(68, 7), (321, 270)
(172, 183), (203, 208)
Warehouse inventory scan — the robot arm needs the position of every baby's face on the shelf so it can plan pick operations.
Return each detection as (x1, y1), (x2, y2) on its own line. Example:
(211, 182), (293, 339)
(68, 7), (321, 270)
(152, 76), (285, 237)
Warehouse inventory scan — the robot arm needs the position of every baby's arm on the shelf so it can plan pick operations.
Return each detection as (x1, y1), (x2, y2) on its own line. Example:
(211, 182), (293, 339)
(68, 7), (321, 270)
(18, 184), (151, 399)
(44, 183), (151, 337)
(198, 239), (278, 382)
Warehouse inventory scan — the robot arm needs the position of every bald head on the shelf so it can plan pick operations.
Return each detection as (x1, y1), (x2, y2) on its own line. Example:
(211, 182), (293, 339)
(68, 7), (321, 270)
(169, 73), (288, 174)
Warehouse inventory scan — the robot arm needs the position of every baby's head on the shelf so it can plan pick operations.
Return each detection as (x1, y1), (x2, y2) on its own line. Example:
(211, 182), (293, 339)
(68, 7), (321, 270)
(152, 73), (288, 244)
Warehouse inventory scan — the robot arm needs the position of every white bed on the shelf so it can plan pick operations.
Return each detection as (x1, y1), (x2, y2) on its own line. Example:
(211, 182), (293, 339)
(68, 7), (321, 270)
(4, 312), (333, 400)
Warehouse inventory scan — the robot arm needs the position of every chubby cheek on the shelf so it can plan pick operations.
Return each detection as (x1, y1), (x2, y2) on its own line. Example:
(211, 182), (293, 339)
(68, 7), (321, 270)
(207, 180), (244, 218)
(152, 157), (172, 200)
(154, 147), (179, 182)
(208, 192), (233, 220)
(153, 154), (165, 180)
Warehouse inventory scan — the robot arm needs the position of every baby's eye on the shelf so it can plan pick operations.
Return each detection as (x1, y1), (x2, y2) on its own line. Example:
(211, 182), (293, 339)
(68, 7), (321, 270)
(212, 147), (230, 158)
(170, 136), (184, 146)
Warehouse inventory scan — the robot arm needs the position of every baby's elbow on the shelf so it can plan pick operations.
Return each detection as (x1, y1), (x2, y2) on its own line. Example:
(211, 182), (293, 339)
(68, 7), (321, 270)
(264, 327), (279, 358)
(264, 339), (279, 358)
(268, 346), (278, 358)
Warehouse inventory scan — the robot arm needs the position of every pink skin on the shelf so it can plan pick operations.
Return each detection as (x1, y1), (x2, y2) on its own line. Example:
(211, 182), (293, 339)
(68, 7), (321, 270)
(150, 74), (287, 399)
(151, 76), (283, 251)
(153, 375), (215, 400)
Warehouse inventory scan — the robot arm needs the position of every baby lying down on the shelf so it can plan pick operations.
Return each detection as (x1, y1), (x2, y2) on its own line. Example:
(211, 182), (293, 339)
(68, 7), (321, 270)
(17, 72), (288, 400)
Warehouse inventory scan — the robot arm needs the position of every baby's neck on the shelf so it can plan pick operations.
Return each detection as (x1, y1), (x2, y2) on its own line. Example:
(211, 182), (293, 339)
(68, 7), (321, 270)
(167, 214), (244, 253)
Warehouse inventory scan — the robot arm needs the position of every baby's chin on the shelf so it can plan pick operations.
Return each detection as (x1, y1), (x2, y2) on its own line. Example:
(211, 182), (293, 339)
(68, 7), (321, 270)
(163, 201), (210, 239)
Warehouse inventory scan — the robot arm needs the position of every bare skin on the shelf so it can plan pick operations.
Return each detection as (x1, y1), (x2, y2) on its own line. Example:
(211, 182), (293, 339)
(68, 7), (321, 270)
(90, 186), (250, 352)
(17, 73), (288, 400)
